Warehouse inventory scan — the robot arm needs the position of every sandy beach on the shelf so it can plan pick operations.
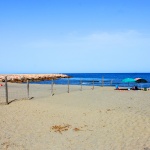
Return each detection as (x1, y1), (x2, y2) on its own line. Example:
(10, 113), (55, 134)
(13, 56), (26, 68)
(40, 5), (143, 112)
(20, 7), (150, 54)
(0, 83), (150, 150)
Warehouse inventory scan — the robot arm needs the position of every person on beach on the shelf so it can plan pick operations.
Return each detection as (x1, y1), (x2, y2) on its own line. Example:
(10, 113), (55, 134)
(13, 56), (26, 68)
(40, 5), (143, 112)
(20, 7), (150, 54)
(115, 85), (119, 90)
(131, 86), (139, 90)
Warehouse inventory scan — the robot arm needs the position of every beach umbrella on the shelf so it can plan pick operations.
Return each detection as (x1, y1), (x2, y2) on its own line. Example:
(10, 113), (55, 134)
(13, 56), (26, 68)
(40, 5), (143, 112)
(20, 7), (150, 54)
(122, 78), (135, 83)
(122, 78), (135, 88)
(134, 78), (147, 83)
(135, 78), (147, 89)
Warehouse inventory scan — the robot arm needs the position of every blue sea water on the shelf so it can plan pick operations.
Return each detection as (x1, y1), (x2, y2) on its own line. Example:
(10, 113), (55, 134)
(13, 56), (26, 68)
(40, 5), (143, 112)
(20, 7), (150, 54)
(32, 73), (150, 88)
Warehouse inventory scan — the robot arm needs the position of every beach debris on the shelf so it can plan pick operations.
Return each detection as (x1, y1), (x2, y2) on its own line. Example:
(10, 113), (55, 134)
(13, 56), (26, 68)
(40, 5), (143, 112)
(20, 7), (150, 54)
(73, 125), (89, 132)
(73, 128), (82, 131)
(50, 124), (89, 134)
(51, 124), (71, 134)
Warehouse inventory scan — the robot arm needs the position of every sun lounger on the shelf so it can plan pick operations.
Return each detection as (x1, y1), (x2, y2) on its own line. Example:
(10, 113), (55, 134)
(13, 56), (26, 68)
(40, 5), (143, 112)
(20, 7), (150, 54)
(115, 87), (130, 90)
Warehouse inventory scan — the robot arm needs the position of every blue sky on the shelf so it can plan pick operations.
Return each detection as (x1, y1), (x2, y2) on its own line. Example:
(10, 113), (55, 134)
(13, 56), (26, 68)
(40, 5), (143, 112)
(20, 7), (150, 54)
(0, 0), (150, 73)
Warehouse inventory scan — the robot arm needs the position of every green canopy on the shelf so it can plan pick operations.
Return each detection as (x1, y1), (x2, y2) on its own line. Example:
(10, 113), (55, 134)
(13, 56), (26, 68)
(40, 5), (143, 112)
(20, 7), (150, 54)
(122, 78), (135, 83)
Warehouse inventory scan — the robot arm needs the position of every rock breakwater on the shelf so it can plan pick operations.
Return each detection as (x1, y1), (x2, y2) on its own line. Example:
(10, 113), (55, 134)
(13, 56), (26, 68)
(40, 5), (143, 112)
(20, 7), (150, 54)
(0, 74), (69, 83)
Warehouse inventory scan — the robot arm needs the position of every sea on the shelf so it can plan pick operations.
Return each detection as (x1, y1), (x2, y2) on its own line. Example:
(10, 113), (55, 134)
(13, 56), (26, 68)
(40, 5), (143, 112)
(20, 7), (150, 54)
(31, 73), (150, 88)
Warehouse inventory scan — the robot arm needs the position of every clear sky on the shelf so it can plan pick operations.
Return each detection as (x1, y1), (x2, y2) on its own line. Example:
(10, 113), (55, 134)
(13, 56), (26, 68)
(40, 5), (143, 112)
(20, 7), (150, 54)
(0, 0), (150, 73)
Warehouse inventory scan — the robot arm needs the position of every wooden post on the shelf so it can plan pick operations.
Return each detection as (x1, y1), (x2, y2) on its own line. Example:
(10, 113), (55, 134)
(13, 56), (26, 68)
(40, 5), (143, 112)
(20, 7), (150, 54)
(5, 76), (8, 104)
(80, 80), (82, 91)
(51, 79), (54, 96)
(92, 80), (94, 90)
(102, 76), (104, 87)
(110, 79), (113, 86)
(27, 80), (29, 99)
(68, 78), (70, 93)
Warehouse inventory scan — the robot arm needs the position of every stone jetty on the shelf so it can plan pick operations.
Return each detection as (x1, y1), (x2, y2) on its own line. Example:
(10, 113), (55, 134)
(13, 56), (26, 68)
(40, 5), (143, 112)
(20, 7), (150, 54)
(0, 74), (69, 83)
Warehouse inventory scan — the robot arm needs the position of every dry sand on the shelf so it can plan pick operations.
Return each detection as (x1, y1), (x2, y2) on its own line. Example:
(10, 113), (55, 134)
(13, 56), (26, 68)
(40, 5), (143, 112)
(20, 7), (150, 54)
(0, 83), (150, 150)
